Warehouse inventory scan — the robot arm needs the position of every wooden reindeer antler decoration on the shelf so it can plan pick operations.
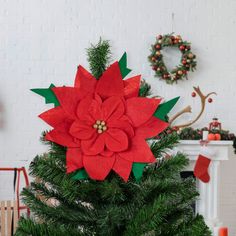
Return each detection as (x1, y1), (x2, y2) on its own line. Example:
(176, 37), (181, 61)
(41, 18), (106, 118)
(169, 86), (217, 129)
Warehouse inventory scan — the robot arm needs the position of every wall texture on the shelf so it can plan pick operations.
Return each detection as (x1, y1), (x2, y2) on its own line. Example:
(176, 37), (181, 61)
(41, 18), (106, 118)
(0, 0), (236, 234)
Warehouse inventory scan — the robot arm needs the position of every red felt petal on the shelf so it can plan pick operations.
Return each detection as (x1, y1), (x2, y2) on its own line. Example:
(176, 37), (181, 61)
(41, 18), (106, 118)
(45, 121), (79, 148)
(119, 136), (156, 163)
(66, 148), (83, 173)
(135, 117), (169, 139)
(83, 154), (115, 180)
(105, 129), (129, 152)
(88, 97), (103, 121)
(74, 65), (97, 93)
(81, 134), (105, 155)
(69, 120), (96, 140)
(123, 75), (141, 98)
(95, 62), (124, 98)
(102, 97), (125, 121)
(125, 98), (161, 127)
(52, 87), (86, 119)
(107, 119), (134, 138)
(101, 148), (114, 157)
(39, 106), (67, 128)
(112, 155), (132, 182)
(76, 96), (94, 122)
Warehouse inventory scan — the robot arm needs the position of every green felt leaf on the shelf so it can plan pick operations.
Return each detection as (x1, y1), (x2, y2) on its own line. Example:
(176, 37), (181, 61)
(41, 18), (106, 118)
(132, 163), (147, 181)
(118, 52), (132, 79)
(31, 84), (60, 107)
(71, 169), (88, 180)
(154, 97), (180, 121)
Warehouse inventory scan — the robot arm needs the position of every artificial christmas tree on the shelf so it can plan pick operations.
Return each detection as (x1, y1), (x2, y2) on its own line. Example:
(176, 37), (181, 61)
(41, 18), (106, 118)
(15, 39), (212, 236)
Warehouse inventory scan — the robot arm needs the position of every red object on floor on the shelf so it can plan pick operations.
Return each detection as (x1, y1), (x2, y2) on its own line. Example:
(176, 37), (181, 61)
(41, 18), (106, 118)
(194, 155), (211, 183)
(219, 227), (228, 236)
(0, 167), (30, 217)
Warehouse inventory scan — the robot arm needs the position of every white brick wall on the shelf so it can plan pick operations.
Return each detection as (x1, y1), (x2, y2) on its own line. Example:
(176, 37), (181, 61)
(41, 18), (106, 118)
(0, 0), (236, 234)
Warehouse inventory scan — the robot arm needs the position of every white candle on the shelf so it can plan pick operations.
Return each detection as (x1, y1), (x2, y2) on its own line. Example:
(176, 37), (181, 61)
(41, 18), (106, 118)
(202, 131), (209, 140)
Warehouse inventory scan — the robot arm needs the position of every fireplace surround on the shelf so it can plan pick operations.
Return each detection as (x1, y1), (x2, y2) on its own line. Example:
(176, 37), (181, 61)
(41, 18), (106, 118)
(174, 140), (233, 236)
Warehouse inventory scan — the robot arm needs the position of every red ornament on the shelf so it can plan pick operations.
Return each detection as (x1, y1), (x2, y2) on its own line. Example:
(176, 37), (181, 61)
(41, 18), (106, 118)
(208, 98), (213, 103)
(179, 45), (185, 51)
(208, 133), (216, 140)
(163, 74), (169, 79)
(152, 66), (157, 71)
(215, 133), (221, 140)
(39, 62), (168, 181)
(157, 35), (162, 39)
(155, 44), (161, 49)
(182, 60), (187, 65)
(191, 92), (196, 97)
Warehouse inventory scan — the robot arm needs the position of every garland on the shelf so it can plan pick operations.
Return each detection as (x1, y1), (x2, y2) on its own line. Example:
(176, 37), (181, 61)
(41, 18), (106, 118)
(158, 127), (236, 153)
(148, 34), (197, 84)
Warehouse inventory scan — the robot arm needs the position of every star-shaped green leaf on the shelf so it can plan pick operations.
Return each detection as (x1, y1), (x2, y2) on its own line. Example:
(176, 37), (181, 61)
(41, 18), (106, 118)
(154, 97), (180, 121)
(118, 52), (132, 79)
(132, 163), (147, 182)
(71, 169), (89, 180)
(31, 84), (60, 107)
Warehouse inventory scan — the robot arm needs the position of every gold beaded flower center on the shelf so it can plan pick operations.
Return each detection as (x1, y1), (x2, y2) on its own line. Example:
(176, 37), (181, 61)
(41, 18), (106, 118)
(93, 120), (107, 134)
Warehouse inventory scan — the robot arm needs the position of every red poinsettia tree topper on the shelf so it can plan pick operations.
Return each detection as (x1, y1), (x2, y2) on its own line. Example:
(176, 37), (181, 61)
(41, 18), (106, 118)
(33, 55), (178, 182)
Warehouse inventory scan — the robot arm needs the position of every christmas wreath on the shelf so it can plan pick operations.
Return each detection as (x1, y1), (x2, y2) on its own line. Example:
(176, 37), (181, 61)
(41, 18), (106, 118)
(148, 34), (197, 84)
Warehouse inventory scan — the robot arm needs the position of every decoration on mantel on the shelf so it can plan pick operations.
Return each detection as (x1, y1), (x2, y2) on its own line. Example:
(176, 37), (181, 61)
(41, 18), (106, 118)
(169, 86), (217, 129)
(148, 33), (197, 84)
(161, 126), (236, 154)
(209, 117), (222, 131)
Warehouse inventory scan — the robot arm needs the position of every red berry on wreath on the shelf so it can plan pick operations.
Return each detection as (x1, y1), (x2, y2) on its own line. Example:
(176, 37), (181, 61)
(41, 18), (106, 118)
(174, 39), (179, 44)
(208, 98), (213, 103)
(155, 44), (161, 49)
(186, 45), (191, 50)
(163, 74), (169, 79)
(182, 59), (187, 65)
(191, 92), (196, 97)
(182, 70), (187, 74)
(179, 45), (185, 51)
(157, 35), (162, 39)
(152, 66), (157, 71)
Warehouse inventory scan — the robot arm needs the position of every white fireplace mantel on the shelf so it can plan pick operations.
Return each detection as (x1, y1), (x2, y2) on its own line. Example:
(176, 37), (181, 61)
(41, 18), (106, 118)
(174, 140), (233, 236)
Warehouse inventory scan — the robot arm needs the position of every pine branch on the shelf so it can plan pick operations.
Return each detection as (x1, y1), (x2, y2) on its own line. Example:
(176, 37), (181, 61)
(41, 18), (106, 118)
(151, 133), (179, 159)
(15, 217), (84, 236)
(87, 38), (111, 79)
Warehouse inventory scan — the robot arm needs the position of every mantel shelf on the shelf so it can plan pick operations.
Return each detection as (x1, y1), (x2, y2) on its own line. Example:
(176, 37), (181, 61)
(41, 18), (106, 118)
(175, 140), (233, 162)
(179, 140), (233, 146)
